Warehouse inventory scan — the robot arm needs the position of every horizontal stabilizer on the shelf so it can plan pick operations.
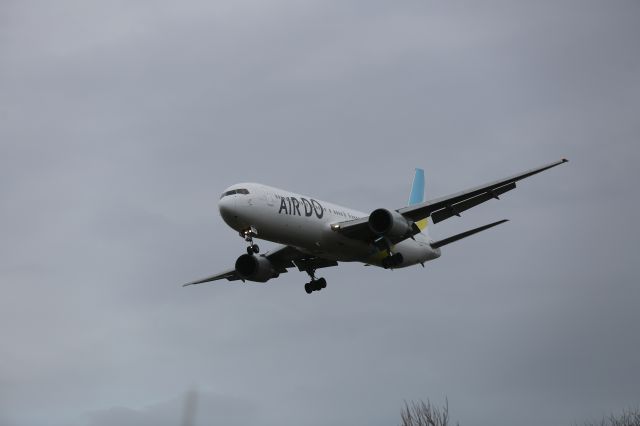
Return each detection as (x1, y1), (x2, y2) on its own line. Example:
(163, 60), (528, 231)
(430, 219), (508, 249)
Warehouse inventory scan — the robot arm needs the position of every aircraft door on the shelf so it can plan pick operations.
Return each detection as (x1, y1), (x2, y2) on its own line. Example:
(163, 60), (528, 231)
(266, 192), (276, 207)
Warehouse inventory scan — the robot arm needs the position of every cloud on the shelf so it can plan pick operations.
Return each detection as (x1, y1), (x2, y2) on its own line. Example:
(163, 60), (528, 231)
(1, 1), (639, 426)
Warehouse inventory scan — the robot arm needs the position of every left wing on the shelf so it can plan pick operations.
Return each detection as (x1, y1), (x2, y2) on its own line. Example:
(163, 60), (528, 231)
(182, 245), (338, 286)
(332, 158), (568, 244)
(182, 267), (240, 286)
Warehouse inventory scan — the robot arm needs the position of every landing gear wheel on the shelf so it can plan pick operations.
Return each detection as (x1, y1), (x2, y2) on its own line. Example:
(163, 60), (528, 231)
(241, 227), (259, 256)
(303, 267), (328, 294)
(383, 253), (403, 269)
(303, 277), (327, 294)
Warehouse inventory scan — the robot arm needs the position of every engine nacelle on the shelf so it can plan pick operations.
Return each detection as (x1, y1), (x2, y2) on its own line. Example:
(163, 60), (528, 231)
(368, 208), (413, 239)
(235, 254), (278, 283)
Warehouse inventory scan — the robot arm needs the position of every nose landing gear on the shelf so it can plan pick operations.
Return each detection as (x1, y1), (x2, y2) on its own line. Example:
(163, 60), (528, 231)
(303, 269), (327, 294)
(240, 227), (259, 255)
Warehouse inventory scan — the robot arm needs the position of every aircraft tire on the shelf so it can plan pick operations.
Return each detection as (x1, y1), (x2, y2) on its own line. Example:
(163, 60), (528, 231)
(252, 244), (260, 254)
(318, 278), (327, 289)
(304, 283), (313, 294)
(246, 246), (253, 255)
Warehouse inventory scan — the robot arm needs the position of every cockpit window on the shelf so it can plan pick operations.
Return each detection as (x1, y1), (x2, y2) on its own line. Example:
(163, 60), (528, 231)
(220, 188), (250, 199)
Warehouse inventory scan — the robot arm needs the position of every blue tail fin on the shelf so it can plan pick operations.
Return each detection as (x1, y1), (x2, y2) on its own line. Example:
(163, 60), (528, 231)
(408, 168), (425, 205)
(408, 168), (428, 232)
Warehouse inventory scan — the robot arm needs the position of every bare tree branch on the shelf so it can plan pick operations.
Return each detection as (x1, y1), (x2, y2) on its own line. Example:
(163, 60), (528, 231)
(581, 408), (640, 426)
(400, 398), (458, 426)
(400, 400), (639, 426)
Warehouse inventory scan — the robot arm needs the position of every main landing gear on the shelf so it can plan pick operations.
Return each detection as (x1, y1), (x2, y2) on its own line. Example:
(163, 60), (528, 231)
(240, 227), (259, 255)
(374, 237), (403, 269)
(382, 252), (403, 269)
(304, 269), (327, 294)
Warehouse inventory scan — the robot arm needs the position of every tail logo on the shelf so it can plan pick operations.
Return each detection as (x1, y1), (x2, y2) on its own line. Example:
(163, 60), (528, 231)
(409, 168), (428, 232)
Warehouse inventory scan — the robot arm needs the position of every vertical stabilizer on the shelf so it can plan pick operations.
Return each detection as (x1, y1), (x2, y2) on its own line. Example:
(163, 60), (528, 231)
(408, 168), (429, 233)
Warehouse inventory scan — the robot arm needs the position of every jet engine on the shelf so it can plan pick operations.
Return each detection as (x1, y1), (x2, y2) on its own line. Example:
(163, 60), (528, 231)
(368, 208), (413, 240)
(235, 254), (278, 283)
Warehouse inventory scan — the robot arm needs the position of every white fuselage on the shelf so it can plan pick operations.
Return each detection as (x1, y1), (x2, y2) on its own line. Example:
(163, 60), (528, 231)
(218, 183), (441, 268)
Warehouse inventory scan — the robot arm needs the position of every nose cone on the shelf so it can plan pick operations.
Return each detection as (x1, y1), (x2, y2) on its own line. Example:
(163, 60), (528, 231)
(218, 196), (238, 228)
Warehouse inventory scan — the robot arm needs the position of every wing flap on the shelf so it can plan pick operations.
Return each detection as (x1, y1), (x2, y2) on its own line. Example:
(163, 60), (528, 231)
(293, 257), (339, 272)
(430, 181), (516, 224)
(266, 245), (303, 272)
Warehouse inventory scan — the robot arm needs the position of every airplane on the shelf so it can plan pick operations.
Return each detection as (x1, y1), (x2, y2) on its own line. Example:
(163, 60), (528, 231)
(183, 159), (568, 294)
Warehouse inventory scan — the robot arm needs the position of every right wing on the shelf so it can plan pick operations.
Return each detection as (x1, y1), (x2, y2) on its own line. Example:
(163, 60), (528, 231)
(398, 158), (568, 224)
(331, 158), (568, 244)
(182, 245), (338, 287)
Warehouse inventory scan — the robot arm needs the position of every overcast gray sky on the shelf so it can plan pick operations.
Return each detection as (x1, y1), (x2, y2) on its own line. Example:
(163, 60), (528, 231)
(1, 1), (639, 425)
